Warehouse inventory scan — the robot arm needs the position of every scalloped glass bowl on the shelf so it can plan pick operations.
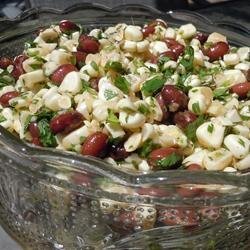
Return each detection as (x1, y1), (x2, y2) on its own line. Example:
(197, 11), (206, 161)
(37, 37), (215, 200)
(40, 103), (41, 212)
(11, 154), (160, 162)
(0, 4), (249, 249)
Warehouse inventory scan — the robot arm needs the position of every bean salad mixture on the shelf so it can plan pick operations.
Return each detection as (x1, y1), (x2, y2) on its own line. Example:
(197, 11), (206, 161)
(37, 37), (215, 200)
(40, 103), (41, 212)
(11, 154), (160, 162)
(0, 19), (249, 173)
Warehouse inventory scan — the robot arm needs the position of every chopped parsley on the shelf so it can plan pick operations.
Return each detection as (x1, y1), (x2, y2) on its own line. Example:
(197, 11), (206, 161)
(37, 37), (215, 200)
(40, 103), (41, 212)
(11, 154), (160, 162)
(207, 123), (214, 133)
(238, 138), (245, 147)
(176, 72), (192, 93)
(36, 109), (56, 122)
(141, 76), (166, 96)
(82, 80), (96, 94)
(137, 139), (158, 158)
(179, 46), (194, 71)
(184, 115), (207, 142)
(23, 115), (32, 132)
(107, 109), (120, 125)
(138, 104), (150, 115)
(24, 41), (38, 50)
(158, 56), (170, 66)
(213, 88), (230, 101)
(0, 114), (6, 123)
(104, 89), (118, 100)
(157, 153), (182, 169)
(114, 75), (130, 94)
(105, 61), (124, 73)
(37, 119), (57, 147)
(90, 61), (99, 71)
(192, 102), (201, 114)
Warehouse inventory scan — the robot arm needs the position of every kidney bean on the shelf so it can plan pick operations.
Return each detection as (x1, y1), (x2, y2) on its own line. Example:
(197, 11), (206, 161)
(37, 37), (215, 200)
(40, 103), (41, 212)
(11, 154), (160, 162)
(173, 111), (197, 129)
(148, 147), (180, 167)
(11, 54), (28, 80)
(28, 122), (40, 138)
(177, 186), (203, 198)
(110, 143), (130, 160)
(78, 35), (100, 54)
(161, 85), (188, 112)
(160, 50), (178, 61)
(0, 57), (13, 69)
(230, 82), (250, 99)
(155, 93), (169, 121)
(72, 51), (87, 68)
(187, 164), (203, 171)
(142, 25), (155, 38)
(59, 20), (80, 34)
(203, 41), (229, 62)
(148, 19), (167, 28)
(50, 111), (83, 134)
(81, 132), (108, 157)
(50, 64), (78, 84)
(165, 38), (185, 58)
(0, 91), (19, 107)
(194, 32), (208, 45)
(89, 77), (100, 91)
(32, 137), (42, 146)
(158, 207), (200, 226)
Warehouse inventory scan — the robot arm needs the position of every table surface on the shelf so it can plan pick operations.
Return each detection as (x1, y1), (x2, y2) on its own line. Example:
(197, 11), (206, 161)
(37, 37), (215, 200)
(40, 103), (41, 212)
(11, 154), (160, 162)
(0, 0), (249, 249)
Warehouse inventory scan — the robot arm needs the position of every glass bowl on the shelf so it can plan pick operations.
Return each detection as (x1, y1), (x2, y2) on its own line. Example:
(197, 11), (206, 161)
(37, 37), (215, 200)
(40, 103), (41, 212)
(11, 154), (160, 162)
(0, 4), (249, 250)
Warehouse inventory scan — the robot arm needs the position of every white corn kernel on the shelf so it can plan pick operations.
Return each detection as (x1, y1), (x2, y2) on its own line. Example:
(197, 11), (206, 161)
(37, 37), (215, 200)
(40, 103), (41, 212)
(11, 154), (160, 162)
(225, 109), (242, 123)
(224, 134), (249, 159)
(118, 98), (137, 112)
(235, 154), (250, 170)
(49, 49), (71, 64)
(224, 97), (239, 110)
(124, 25), (143, 42)
(20, 70), (45, 89)
(165, 27), (176, 39)
(203, 148), (233, 171)
(119, 111), (145, 129)
(43, 61), (59, 76)
(184, 75), (201, 88)
(233, 125), (250, 139)
(234, 62), (249, 71)
(178, 23), (196, 39)
(124, 132), (142, 152)
(237, 47), (250, 61)
(194, 51), (204, 66)
(207, 101), (226, 117)
(207, 32), (227, 44)
(138, 160), (151, 172)
(122, 40), (137, 52)
(141, 123), (155, 143)
(223, 53), (240, 66)
(58, 71), (81, 95)
(223, 167), (237, 172)
(149, 41), (168, 56)
(80, 63), (99, 77)
(105, 122), (125, 138)
(182, 149), (206, 168)
(196, 121), (225, 149)
(188, 95), (208, 115)
(137, 40), (149, 53)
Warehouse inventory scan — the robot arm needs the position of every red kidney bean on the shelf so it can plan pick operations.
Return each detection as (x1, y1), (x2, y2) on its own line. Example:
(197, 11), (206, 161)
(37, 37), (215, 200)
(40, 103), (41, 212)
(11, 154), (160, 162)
(173, 111), (197, 129)
(77, 35), (100, 54)
(161, 85), (188, 112)
(32, 137), (42, 146)
(28, 122), (40, 138)
(230, 82), (250, 98)
(142, 25), (155, 38)
(89, 77), (100, 91)
(81, 132), (108, 157)
(148, 147), (180, 167)
(194, 32), (208, 44)
(158, 207), (200, 226)
(165, 38), (185, 58)
(203, 41), (229, 62)
(50, 111), (83, 134)
(110, 143), (130, 160)
(148, 19), (167, 28)
(199, 207), (220, 221)
(160, 50), (178, 61)
(187, 164), (203, 171)
(177, 186), (203, 198)
(0, 91), (19, 107)
(137, 187), (170, 197)
(155, 93), (169, 121)
(72, 51), (87, 68)
(11, 54), (28, 80)
(59, 20), (80, 34)
(50, 64), (78, 84)
(0, 57), (13, 69)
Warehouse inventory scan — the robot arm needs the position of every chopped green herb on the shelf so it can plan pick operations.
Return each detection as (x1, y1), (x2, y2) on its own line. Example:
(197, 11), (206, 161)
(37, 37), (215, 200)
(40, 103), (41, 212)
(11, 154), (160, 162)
(24, 41), (38, 50)
(184, 115), (207, 142)
(33, 56), (47, 63)
(0, 114), (6, 123)
(0, 70), (15, 89)
(37, 119), (57, 147)
(90, 61), (99, 71)
(176, 72), (192, 93)
(238, 138), (245, 147)
(36, 109), (56, 122)
(213, 88), (230, 101)
(192, 102), (201, 114)
(179, 46), (194, 71)
(29, 63), (42, 70)
(107, 109), (120, 125)
(104, 89), (118, 100)
(141, 76), (166, 96)
(81, 80), (97, 95)
(137, 139), (158, 158)
(105, 61), (124, 73)
(163, 68), (174, 79)
(207, 123), (214, 133)
(24, 115), (32, 132)
(114, 75), (130, 94)
(158, 56), (170, 66)
(198, 67), (221, 80)
(157, 153), (182, 169)
(138, 104), (150, 115)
